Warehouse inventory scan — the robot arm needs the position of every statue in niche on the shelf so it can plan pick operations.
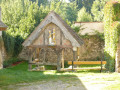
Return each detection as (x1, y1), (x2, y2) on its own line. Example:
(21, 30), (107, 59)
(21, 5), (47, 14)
(49, 29), (56, 45)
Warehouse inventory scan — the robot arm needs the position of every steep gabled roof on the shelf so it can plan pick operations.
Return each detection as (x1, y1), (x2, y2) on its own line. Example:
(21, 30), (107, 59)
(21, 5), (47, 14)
(22, 11), (83, 47)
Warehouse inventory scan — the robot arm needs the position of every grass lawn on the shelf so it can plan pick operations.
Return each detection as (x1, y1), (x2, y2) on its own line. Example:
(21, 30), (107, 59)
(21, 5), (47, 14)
(0, 61), (120, 90)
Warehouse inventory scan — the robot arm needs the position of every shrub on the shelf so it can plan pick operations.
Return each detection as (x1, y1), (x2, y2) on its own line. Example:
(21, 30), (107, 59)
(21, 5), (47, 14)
(3, 58), (22, 68)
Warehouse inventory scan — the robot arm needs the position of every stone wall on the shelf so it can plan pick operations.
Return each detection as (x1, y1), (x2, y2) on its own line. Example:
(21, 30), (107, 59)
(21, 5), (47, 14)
(74, 22), (104, 35)
(19, 35), (104, 63)
(79, 36), (104, 61)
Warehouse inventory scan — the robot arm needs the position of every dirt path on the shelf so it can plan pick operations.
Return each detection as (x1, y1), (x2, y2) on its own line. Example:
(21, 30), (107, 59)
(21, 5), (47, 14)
(1, 73), (119, 90)
(1, 80), (87, 90)
(1, 79), (115, 90)
(17, 80), (86, 90)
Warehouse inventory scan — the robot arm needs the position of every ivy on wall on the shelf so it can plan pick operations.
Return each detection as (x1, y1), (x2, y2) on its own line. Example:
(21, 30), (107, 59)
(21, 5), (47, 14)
(104, 0), (120, 72)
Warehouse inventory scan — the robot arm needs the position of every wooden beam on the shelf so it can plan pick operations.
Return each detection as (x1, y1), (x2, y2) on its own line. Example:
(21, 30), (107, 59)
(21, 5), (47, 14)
(27, 45), (73, 49)
(43, 48), (46, 64)
(57, 53), (61, 71)
(0, 37), (3, 69)
(77, 47), (80, 60)
(68, 61), (107, 65)
(0, 51), (3, 69)
(29, 62), (57, 65)
(37, 48), (40, 58)
(73, 51), (77, 69)
(60, 30), (62, 45)
(28, 48), (33, 71)
(43, 32), (45, 45)
(55, 49), (62, 71)
(61, 49), (64, 69)
(66, 67), (106, 70)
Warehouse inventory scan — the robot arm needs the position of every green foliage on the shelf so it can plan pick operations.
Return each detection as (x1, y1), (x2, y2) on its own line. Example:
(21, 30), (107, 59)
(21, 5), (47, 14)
(77, 7), (93, 22)
(71, 25), (80, 33)
(69, 0), (95, 12)
(3, 58), (21, 68)
(0, 61), (76, 87)
(45, 65), (57, 70)
(71, 24), (86, 34)
(2, 32), (15, 56)
(31, 0), (48, 6)
(94, 30), (104, 41)
(104, 1), (120, 72)
(1, 0), (40, 56)
(91, 0), (109, 21)
(49, 0), (78, 23)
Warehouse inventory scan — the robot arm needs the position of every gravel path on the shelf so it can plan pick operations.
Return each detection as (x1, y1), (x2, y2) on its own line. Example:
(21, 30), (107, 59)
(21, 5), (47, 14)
(0, 74), (118, 90)
(0, 80), (87, 90)
(18, 81), (86, 90)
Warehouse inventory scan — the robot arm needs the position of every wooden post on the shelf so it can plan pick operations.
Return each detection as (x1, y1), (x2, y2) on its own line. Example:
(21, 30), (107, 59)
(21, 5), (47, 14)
(57, 49), (62, 71)
(61, 49), (64, 69)
(0, 37), (3, 69)
(43, 48), (46, 64)
(28, 48), (33, 71)
(60, 30), (62, 45)
(57, 53), (61, 71)
(100, 58), (103, 72)
(73, 50), (77, 70)
(0, 51), (3, 69)
(77, 47), (80, 60)
(72, 61), (74, 72)
(43, 32), (45, 45)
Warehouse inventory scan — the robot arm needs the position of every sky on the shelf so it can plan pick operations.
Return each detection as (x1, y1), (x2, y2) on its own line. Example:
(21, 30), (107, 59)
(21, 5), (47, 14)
(65, 0), (70, 3)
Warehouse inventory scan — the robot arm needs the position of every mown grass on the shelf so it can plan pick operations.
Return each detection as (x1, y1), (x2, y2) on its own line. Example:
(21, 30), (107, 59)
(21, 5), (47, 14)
(103, 83), (120, 90)
(0, 61), (120, 90)
(0, 61), (75, 87)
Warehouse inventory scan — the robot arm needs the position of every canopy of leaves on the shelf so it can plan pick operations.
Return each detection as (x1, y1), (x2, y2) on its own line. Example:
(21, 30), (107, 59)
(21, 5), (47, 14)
(91, 0), (109, 21)
(69, 0), (95, 12)
(77, 7), (93, 22)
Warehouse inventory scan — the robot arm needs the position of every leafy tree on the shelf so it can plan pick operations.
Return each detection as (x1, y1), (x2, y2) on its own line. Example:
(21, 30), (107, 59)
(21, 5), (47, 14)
(77, 7), (93, 22)
(39, 0), (77, 24)
(91, 0), (109, 21)
(69, 0), (95, 12)
(61, 2), (77, 23)
(31, 0), (48, 6)
(1, 0), (40, 56)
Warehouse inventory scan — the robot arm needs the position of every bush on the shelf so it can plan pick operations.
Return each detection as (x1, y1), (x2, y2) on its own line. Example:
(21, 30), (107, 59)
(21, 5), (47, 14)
(3, 58), (22, 68)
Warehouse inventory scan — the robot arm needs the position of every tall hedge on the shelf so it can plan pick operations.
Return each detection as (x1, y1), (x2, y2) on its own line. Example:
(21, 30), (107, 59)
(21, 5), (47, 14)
(104, 0), (120, 72)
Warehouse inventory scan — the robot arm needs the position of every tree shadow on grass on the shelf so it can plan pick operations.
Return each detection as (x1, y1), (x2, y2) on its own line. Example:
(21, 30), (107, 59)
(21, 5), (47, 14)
(0, 61), (87, 90)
